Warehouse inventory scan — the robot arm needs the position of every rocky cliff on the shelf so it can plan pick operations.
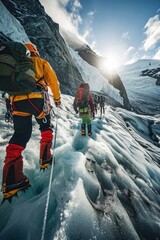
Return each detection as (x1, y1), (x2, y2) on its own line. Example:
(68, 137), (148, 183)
(1, 0), (131, 110)
(1, 0), (83, 95)
(141, 67), (160, 86)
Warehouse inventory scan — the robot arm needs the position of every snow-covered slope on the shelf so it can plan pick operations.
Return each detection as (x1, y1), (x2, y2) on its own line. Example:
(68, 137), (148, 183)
(68, 47), (123, 105)
(0, 94), (160, 240)
(0, 1), (30, 42)
(119, 59), (160, 114)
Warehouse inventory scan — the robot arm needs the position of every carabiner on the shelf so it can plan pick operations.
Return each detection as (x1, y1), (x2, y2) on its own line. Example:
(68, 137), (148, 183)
(42, 116), (47, 123)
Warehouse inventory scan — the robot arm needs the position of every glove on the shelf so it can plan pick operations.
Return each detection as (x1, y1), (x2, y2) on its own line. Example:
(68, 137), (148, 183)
(55, 101), (61, 107)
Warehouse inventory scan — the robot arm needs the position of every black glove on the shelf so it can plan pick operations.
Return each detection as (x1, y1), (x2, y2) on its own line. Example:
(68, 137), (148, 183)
(55, 101), (61, 107)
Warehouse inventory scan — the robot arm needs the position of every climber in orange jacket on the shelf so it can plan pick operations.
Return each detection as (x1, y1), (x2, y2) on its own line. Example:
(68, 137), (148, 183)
(2, 43), (61, 203)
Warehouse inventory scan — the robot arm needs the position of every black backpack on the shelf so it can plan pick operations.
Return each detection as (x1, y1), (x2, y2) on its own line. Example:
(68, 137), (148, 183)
(0, 41), (37, 95)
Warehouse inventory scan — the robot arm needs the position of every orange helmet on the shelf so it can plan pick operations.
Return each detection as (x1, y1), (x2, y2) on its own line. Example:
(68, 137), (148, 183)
(24, 43), (40, 56)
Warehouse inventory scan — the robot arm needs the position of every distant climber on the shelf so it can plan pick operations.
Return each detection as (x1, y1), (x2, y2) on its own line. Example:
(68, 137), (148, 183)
(1, 42), (61, 203)
(73, 83), (94, 136)
(99, 95), (105, 115)
(93, 94), (99, 114)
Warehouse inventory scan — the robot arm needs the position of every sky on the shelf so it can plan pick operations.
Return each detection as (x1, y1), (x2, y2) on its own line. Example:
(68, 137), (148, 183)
(40, 0), (160, 68)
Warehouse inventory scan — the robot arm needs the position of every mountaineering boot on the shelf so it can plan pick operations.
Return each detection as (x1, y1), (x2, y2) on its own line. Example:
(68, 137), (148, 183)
(3, 144), (24, 183)
(1, 176), (31, 204)
(81, 129), (86, 136)
(87, 124), (92, 136)
(81, 123), (86, 136)
(40, 130), (53, 170)
(1, 144), (30, 204)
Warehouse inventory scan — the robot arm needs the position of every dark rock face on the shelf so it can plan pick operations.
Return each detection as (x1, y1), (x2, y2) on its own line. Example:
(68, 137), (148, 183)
(0, 32), (12, 43)
(78, 45), (131, 110)
(1, 0), (83, 95)
(141, 68), (160, 86)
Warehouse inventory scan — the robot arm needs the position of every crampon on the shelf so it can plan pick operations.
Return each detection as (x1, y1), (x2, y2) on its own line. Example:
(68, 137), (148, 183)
(1, 176), (31, 205)
(40, 157), (53, 171)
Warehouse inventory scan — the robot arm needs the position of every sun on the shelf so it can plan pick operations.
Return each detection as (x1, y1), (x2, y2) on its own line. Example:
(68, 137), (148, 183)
(99, 52), (122, 74)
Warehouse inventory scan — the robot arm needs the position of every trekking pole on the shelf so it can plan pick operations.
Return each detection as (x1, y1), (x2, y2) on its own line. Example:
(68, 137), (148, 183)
(40, 107), (59, 240)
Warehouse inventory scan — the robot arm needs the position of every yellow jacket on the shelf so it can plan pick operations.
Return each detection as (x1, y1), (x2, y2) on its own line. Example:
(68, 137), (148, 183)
(10, 56), (61, 103)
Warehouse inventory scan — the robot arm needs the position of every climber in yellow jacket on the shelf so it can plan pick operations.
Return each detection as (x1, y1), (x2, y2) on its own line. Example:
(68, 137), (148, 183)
(2, 42), (61, 203)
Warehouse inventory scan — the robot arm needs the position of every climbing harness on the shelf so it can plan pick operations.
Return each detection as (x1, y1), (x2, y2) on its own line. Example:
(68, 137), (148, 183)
(43, 90), (52, 116)
(26, 91), (52, 123)
(40, 107), (59, 240)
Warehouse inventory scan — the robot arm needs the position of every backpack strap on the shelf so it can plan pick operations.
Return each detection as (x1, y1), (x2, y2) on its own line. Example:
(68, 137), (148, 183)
(36, 76), (44, 84)
(36, 75), (49, 92)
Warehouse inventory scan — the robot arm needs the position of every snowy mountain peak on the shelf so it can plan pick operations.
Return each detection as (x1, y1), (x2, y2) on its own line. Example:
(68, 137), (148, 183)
(119, 59), (160, 115)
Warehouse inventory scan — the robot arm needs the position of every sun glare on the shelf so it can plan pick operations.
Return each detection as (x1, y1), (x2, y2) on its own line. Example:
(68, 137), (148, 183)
(100, 53), (122, 74)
